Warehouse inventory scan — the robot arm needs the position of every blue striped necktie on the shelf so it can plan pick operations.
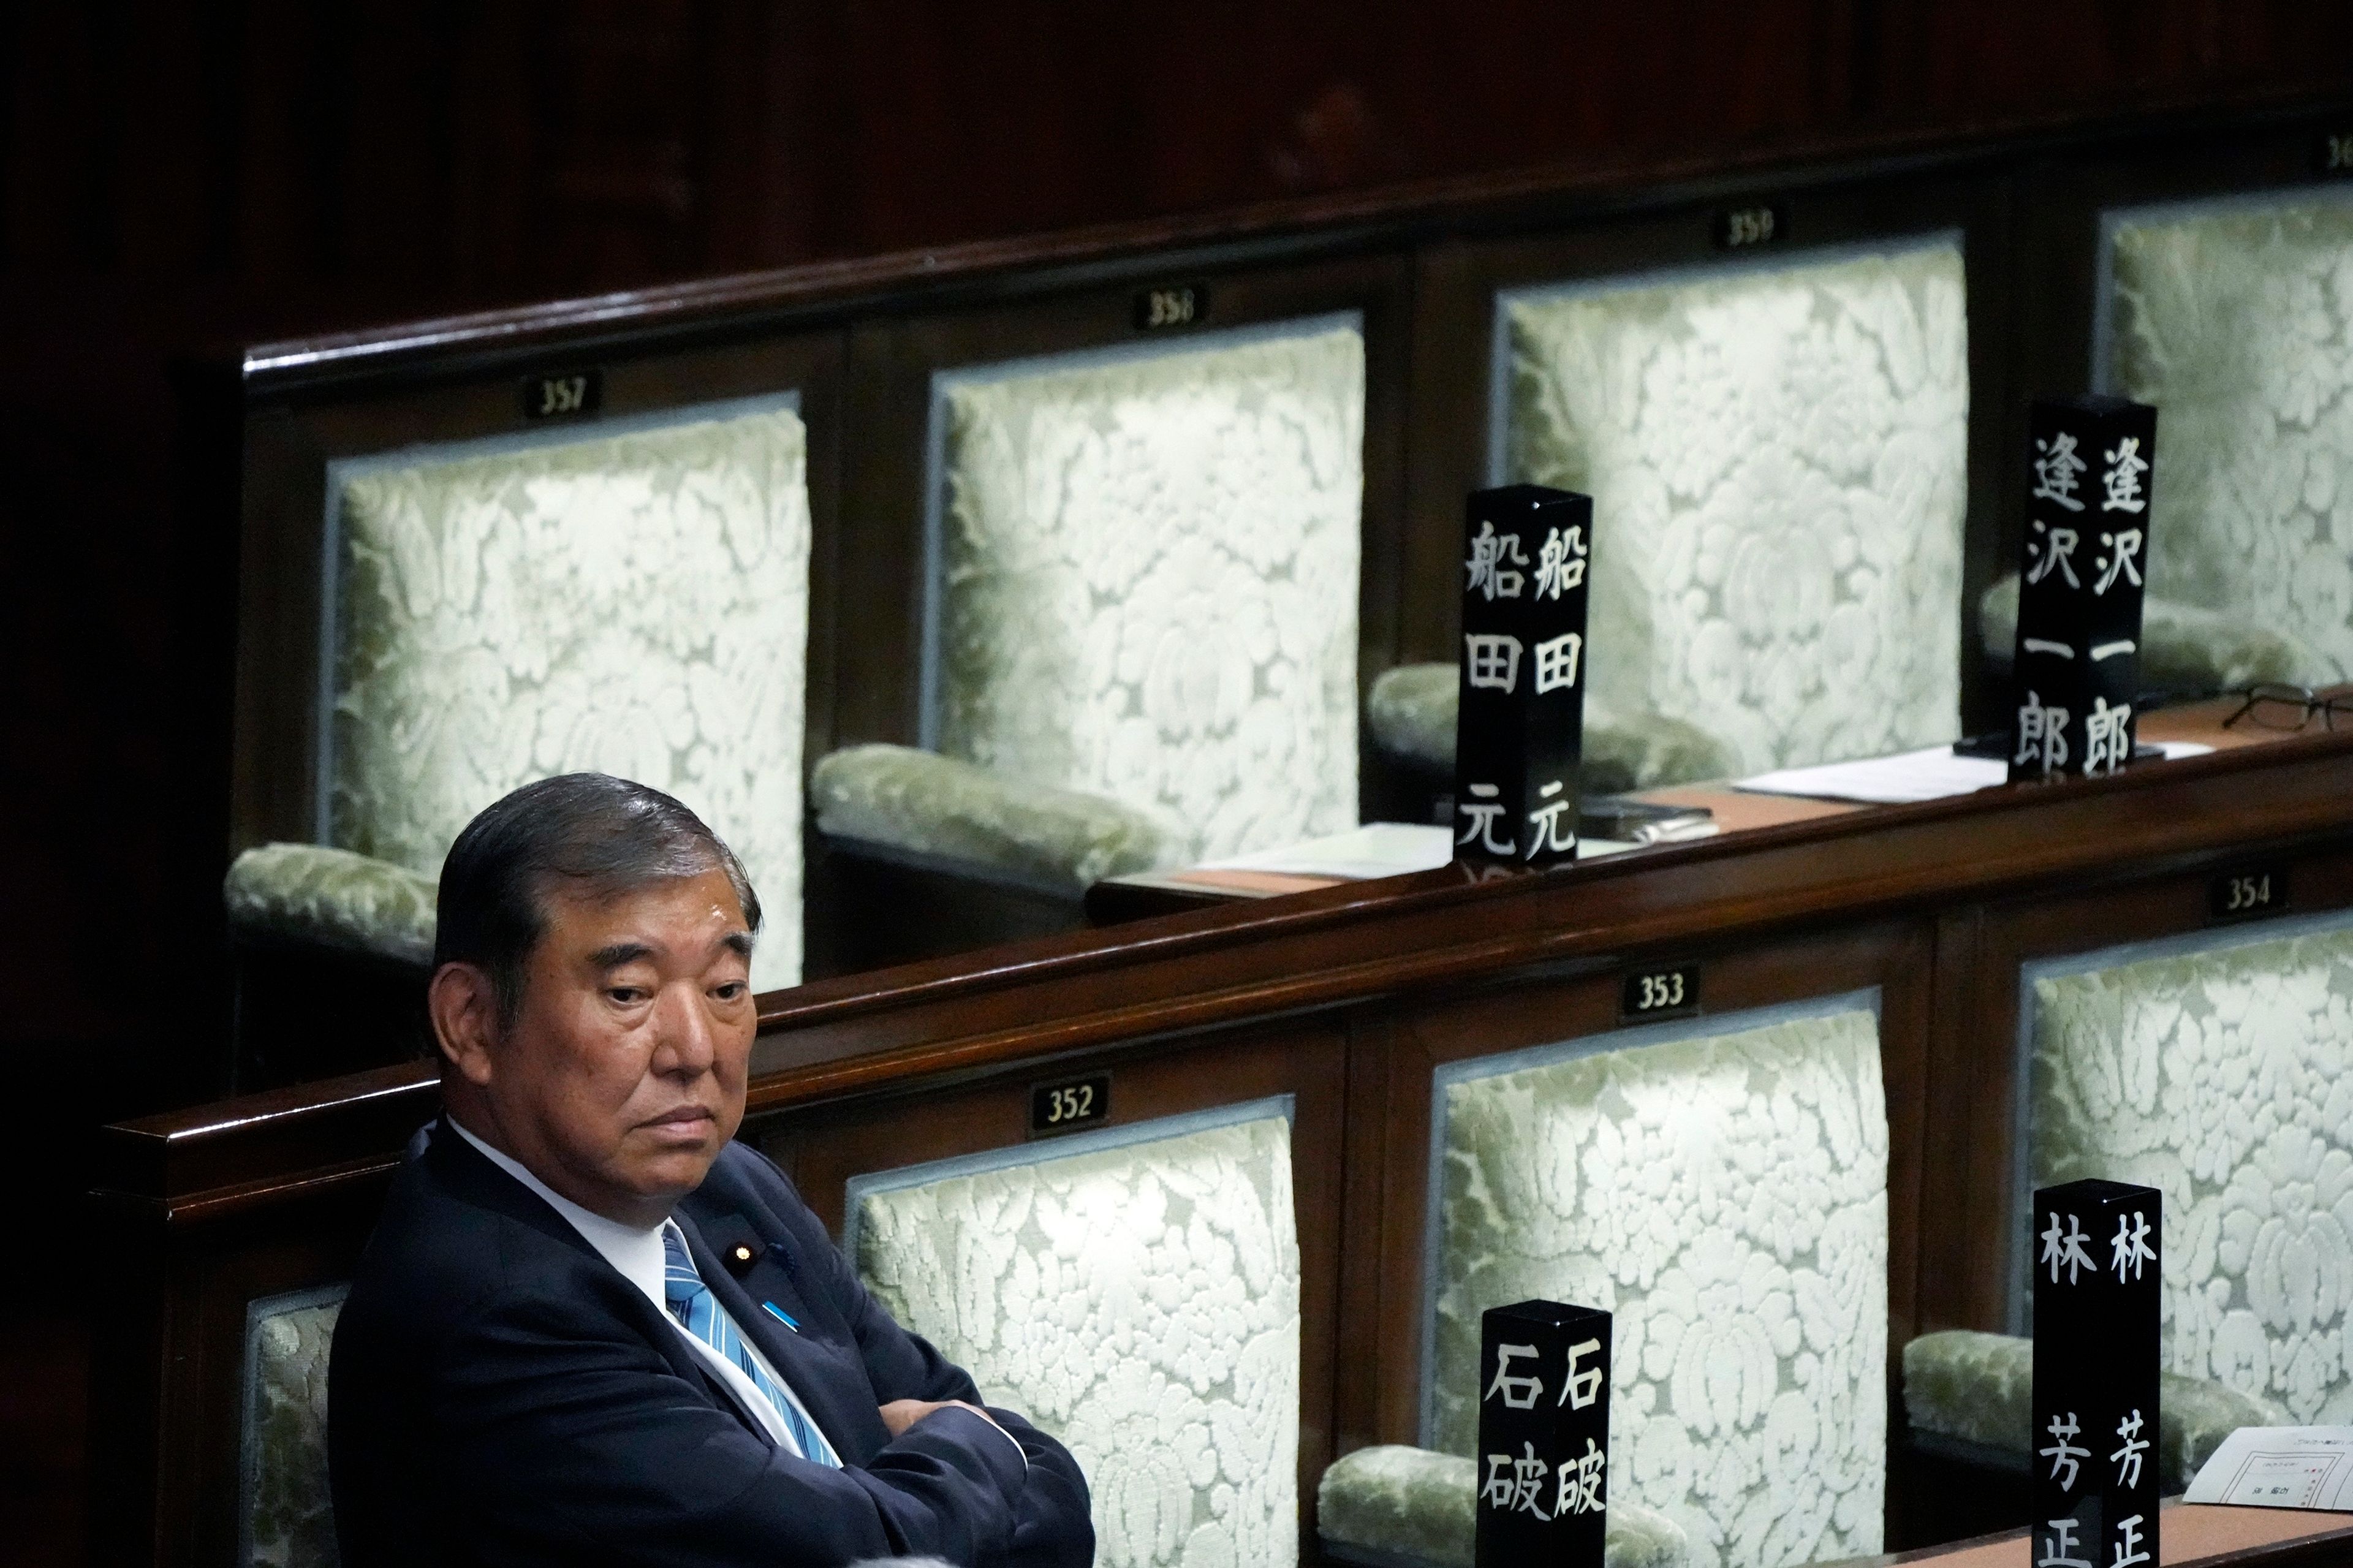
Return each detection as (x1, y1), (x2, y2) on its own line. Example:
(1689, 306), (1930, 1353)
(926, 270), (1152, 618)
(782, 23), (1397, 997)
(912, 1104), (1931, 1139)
(662, 1224), (841, 1467)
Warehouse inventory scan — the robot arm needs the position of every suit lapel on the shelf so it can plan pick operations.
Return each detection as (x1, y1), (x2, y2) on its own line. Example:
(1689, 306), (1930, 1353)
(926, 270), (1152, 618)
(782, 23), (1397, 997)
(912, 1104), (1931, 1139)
(426, 1121), (778, 1447)
(672, 1208), (866, 1462)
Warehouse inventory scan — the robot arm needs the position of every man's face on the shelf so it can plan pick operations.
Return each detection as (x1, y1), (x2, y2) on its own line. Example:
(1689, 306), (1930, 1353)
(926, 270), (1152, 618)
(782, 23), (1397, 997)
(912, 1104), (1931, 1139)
(455, 866), (757, 1226)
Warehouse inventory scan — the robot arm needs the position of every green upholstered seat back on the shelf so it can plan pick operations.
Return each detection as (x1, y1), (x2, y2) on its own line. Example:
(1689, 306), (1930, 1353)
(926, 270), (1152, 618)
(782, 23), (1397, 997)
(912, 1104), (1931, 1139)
(2023, 911), (2353, 1423)
(849, 1103), (1303, 1568)
(1497, 240), (1969, 779)
(2103, 192), (2353, 684)
(328, 400), (811, 988)
(930, 322), (1365, 863)
(240, 1286), (346, 1568)
(1427, 999), (1889, 1567)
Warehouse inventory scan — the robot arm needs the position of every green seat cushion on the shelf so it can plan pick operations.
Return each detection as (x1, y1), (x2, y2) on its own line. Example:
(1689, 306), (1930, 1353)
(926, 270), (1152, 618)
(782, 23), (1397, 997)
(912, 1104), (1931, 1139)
(1365, 664), (1737, 791)
(1317, 1443), (1688, 1568)
(223, 843), (436, 966)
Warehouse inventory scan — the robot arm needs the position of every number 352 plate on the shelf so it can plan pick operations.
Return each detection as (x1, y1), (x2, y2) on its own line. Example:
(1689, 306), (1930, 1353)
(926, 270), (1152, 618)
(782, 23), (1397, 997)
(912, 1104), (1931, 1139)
(1029, 1072), (1112, 1137)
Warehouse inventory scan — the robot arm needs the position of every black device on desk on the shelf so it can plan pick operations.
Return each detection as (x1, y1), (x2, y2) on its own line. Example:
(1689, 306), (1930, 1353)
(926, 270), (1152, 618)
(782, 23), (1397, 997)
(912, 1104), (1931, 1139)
(1578, 795), (1716, 844)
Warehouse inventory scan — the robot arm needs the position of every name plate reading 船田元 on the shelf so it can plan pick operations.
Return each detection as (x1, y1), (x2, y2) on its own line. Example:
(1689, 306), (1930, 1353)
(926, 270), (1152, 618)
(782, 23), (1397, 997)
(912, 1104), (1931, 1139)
(1029, 1073), (1111, 1138)
(2209, 865), (2290, 925)
(1134, 285), (1207, 331)
(1715, 202), (1787, 249)
(1620, 964), (1700, 1023)
(520, 368), (603, 421)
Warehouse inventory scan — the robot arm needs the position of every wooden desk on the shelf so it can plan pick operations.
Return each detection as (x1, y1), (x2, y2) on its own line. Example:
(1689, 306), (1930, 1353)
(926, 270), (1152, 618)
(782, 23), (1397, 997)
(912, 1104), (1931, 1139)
(91, 719), (2353, 1567)
(1085, 694), (2300, 921)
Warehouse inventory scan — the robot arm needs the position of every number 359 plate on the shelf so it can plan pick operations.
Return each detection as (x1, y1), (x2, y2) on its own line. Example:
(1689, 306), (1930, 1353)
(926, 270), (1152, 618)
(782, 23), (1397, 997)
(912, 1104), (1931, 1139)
(1029, 1072), (1112, 1137)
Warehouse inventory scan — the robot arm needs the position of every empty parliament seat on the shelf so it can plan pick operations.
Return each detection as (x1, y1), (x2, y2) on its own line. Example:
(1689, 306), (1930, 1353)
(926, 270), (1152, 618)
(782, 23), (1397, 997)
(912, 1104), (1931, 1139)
(1977, 189), (2353, 694)
(1373, 238), (1971, 791)
(813, 319), (1365, 895)
(2016, 911), (2353, 1430)
(847, 1103), (1303, 1568)
(222, 399), (814, 996)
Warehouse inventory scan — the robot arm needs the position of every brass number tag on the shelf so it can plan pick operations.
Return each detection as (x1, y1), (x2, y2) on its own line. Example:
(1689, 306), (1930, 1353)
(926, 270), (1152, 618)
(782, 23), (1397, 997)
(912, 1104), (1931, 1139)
(1029, 1072), (1112, 1137)
(1621, 964), (1701, 1021)
(520, 368), (602, 420)
(2208, 865), (2290, 925)
(1134, 286), (1205, 331)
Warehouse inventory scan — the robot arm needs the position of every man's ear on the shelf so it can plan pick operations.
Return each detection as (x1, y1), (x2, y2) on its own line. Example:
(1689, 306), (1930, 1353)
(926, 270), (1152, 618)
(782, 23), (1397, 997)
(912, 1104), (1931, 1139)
(428, 962), (502, 1089)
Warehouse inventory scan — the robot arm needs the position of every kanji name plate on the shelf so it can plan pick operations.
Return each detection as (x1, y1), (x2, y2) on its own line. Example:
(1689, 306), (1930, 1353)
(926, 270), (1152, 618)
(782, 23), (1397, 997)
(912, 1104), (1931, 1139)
(1476, 1298), (1610, 1566)
(1454, 485), (1593, 868)
(2033, 1179), (2162, 1568)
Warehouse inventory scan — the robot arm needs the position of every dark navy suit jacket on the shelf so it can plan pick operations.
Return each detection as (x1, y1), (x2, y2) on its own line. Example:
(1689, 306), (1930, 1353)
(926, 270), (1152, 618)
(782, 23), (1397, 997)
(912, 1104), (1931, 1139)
(328, 1120), (1093, 1567)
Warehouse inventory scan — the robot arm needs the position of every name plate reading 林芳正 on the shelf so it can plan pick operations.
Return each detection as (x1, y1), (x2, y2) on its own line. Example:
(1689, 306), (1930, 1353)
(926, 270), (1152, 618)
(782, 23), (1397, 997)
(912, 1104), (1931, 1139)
(1620, 964), (1700, 1023)
(520, 368), (603, 421)
(1133, 285), (1206, 331)
(1453, 485), (1594, 869)
(1029, 1073), (1111, 1138)
(1715, 201), (1787, 249)
(1476, 1299), (1610, 1566)
(2208, 865), (2291, 925)
(2321, 131), (2353, 175)
(2010, 395), (2157, 784)
(2033, 1179), (2162, 1568)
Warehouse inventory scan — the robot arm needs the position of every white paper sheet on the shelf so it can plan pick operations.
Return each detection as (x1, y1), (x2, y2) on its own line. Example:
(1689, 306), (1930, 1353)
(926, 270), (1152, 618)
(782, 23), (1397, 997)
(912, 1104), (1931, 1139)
(2184, 1426), (2353, 1512)
(1197, 822), (1636, 879)
(1732, 741), (2216, 806)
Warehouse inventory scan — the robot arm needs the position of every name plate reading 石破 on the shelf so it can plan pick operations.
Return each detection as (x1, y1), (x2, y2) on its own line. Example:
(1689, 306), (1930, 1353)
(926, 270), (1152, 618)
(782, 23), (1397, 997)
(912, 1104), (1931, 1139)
(2320, 131), (2353, 176)
(1715, 201), (1787, 250)
(1620, 964), (1699, 1023)
(1029, 1073), (1111, 1138)
(2208, 865), (2290, 925)
(520, 368), (603, 421)
(1134, 285), (1207, 331)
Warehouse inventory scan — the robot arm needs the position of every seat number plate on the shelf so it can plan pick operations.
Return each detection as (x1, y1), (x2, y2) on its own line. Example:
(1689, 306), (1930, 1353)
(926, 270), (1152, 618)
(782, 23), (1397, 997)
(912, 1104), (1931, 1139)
(1030, 1072), (1112, 1137)
(1621, 964), (1701, 1021)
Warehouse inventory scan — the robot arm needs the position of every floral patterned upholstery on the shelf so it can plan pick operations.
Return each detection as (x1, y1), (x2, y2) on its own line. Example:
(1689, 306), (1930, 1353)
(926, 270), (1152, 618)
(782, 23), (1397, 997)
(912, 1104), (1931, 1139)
(849, 1105), (1301, 1568)
(931, 322), (1364, 864)
(223, 842), (438, 966)
(2104, 193), (2353, 683)
(325, 400), (809, 989)
(241, 1286), (346, 1568)
(1499, 241), (1969, 776)
(1427, 1001), (1888, 1567)
(1317, 1444), (1688, 1568)
(2025, 912), (2353, 1423)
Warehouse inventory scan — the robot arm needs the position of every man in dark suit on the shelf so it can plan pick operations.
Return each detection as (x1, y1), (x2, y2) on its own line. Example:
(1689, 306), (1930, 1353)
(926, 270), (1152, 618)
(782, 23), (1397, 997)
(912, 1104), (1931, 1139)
(330, 774), (1093, 1567)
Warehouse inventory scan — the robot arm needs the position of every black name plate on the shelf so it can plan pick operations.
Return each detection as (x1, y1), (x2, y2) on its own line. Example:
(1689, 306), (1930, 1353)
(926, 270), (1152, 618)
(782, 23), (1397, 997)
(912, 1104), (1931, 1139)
(1476, 1298), (1610, 1566)
(1029, 1072), (1110, 1137)
(2033, 1180), (2161, 1568)
(2209, 864), (2290, 925)
(1621, 963), (1700, 1023)
(520, 368), (602, 421)
(1134, 284), (1207, 330)
(2010, 395), (2158, 782)
(1453, 485), (1593, 869)
(1715, 200), (1787, 249)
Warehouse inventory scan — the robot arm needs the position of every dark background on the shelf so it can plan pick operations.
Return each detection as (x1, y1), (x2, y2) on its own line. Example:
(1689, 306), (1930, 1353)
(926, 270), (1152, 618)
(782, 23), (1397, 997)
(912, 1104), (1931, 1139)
(6, 7), (2353, 1559)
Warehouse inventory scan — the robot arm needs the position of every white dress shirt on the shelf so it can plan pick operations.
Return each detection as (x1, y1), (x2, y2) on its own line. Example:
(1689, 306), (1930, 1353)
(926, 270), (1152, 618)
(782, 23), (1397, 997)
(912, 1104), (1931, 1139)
(445, 1118), (834, 1460)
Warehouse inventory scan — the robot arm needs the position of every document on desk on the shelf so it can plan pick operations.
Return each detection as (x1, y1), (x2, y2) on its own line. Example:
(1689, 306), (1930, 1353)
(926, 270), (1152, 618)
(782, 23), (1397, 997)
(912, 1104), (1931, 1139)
(2185, 1426), (2353, 1512)
(1196, 822), (1639, 880)
(1733, 741), (2216, 805)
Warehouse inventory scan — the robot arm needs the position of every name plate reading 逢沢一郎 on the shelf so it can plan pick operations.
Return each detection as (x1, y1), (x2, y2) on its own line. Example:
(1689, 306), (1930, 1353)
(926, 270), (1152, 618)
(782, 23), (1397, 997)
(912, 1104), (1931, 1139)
(1453, 486), (1594, 869)
(2010, 395), (2157, 783)
(2033, 1180), (2161, 1568)
(1029, 1073), (1110, 1138)
(1477, 1299), (1610, 1566)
